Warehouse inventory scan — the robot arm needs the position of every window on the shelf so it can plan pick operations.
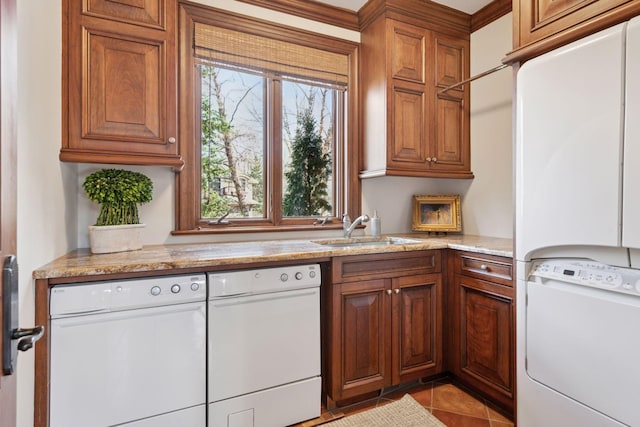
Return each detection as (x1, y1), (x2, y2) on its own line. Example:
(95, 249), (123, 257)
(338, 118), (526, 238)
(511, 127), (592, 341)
(175, 3), (360, 233)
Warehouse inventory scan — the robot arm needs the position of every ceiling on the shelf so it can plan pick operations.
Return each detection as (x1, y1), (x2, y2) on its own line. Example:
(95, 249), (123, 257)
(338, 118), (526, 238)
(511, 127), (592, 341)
(315, 0), (494, 14)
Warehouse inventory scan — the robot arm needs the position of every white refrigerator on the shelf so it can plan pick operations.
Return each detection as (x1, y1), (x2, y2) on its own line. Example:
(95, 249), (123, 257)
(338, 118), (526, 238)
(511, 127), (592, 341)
(516, 17), (640, 427)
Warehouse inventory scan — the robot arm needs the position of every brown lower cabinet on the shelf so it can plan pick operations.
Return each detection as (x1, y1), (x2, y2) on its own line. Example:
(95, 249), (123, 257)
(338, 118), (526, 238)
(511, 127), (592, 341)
(323, 249), (515, 416)
(323, 250), (443, 406)
(447, 250), (515, 413)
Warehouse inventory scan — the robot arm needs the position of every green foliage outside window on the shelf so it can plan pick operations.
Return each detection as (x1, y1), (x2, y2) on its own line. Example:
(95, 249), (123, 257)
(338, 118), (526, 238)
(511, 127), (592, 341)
(282, 107), (332, 216)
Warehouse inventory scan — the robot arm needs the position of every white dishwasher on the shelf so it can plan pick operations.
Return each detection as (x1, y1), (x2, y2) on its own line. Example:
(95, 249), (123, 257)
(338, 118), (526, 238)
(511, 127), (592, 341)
(49, 274), (207, 427)
(208, 264), (321, 427)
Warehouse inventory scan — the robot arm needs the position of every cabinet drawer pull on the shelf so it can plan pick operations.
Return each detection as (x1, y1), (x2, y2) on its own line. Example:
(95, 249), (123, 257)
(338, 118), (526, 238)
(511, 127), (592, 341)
(167, 137), (176, 144)
(480, 264), (488, 271)
(386, 289), (392, 295)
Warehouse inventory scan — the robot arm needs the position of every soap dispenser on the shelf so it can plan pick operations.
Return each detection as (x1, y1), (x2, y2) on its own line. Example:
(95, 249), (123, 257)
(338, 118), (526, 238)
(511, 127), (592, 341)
(371, 210), (381, 237)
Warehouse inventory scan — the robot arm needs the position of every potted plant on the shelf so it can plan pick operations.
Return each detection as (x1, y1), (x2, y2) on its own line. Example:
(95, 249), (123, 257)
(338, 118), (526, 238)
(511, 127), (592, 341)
(83, 168), (153, 254)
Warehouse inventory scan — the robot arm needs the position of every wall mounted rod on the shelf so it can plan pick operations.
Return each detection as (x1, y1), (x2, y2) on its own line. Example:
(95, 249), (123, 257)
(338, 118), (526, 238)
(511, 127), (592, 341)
(439, 63), (509, 94)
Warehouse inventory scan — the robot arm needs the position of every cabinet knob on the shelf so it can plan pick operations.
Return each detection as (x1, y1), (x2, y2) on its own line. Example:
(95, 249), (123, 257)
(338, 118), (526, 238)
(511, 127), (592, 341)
(432, 157), (437, 163)
(426, 157), (432, 162)
(480, 264), (488, 271)
(167, 137), (176, 144)
(394, 288), (400, 294)
(386, 289), (392, 295)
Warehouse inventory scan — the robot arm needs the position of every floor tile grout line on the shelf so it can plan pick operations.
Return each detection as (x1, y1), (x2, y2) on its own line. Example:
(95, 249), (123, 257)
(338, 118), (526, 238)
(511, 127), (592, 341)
(483, 396), (492, 422)
(429, 380), (435, 414)
(433, 409), (502, 424)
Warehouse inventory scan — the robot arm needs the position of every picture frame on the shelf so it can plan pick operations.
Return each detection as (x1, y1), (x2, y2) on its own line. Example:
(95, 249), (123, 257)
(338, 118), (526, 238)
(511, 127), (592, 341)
(412, 194), (462, 233)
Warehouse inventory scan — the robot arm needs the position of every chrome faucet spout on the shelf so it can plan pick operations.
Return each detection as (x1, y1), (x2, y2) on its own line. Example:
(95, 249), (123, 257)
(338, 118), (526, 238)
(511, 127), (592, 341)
(343, 214), (370, 238)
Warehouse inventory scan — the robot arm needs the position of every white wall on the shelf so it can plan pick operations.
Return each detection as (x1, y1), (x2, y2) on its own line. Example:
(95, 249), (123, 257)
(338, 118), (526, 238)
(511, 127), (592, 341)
(362, 14), (513, 237)
(16, 2), (72, 427)
(15, 2), (512, 426)
(468, 13), (513, 237)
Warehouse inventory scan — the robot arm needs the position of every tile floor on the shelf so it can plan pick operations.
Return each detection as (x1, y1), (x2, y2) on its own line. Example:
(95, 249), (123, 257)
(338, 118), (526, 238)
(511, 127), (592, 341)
(297, 379), (514, 427)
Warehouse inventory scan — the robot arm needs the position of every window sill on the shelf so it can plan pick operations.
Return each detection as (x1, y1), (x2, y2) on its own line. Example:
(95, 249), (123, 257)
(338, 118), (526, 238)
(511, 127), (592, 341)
(171, 223), (348, 235)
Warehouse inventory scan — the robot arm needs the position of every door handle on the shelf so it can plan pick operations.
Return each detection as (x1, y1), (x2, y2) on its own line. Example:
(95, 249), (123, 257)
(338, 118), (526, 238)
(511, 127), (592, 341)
(3, 255), (45, 374)
(13, 326), (44, 352)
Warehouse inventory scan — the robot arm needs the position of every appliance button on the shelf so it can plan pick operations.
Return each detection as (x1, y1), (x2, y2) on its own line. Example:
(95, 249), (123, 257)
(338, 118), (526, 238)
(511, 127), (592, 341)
(171, 284), (181, 294)
(150, 286), (161, 296)
(295, 272), (303, 280)
(190, 282), (200, 292)
(309, 271), (316, 278)
(280, 273), (289, 282)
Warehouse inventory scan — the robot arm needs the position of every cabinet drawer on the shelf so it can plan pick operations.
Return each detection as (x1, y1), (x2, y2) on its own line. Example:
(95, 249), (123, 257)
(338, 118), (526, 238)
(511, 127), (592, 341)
(454, 251), (513, 287)
(332, 250), (441, 283)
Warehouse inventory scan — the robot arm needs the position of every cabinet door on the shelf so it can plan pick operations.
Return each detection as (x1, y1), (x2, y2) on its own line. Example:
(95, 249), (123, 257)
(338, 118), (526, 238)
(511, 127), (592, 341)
(392, 274), (442, 384)
(390, 21), (425, 83)
(335, 279), (391, 400)
(455, 275), (513, 402)
(388, 84), (428, 169)
(432, 34), (469, 175)
(387, 21), (433, 174)
(84, 30), (166, 144)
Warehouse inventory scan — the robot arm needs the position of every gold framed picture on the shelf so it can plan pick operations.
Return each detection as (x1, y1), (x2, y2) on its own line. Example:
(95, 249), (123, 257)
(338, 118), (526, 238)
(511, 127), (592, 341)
(412, 195), (462, 233)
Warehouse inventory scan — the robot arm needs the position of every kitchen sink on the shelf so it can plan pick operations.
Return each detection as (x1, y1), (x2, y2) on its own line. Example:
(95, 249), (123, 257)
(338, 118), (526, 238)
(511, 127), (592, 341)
(311, 236), (423, 248)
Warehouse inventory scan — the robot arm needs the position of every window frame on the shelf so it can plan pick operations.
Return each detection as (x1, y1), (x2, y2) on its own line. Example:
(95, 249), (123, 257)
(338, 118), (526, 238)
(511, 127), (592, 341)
(174, 2), (360, 234)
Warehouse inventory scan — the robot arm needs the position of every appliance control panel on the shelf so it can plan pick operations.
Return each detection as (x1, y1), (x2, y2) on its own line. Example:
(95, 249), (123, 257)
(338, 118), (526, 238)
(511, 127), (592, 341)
(50, 274), (207, 317)
(529, 259), (640, 296)
(208, 264), (321, 298)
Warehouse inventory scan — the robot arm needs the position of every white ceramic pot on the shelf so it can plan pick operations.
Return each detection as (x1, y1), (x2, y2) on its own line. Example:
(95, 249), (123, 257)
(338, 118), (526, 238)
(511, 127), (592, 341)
(88, 224), (145, 254)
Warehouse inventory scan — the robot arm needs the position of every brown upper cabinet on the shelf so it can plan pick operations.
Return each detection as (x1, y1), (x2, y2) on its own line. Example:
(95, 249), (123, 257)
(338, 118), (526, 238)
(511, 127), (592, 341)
(359, 7), (472, 179)
(61, 0), (183, 170)
(507, 0), (640, 63)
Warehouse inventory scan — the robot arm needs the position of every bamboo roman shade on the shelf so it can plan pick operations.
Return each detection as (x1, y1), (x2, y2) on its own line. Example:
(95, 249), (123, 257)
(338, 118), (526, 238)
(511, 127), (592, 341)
(194, 22), (349, 85)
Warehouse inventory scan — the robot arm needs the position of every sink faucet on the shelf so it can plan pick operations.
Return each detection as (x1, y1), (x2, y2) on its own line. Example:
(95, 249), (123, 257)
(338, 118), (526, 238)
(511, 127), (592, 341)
(343, 213), (370, 238)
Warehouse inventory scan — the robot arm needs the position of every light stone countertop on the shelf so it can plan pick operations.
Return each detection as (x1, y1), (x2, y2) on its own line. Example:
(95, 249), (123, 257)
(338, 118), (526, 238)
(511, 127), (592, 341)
(33, 234), (513, 280)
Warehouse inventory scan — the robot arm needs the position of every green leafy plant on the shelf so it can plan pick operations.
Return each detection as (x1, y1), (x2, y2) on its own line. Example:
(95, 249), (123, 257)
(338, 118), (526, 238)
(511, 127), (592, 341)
(83, 169), (153, 226)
